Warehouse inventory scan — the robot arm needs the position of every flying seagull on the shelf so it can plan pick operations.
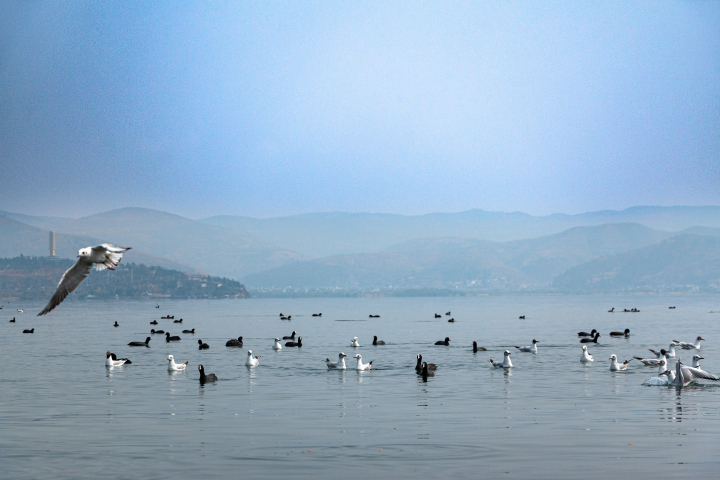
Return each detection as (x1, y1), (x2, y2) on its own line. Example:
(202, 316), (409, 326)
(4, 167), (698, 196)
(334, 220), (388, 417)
(38, 244), (131, 316)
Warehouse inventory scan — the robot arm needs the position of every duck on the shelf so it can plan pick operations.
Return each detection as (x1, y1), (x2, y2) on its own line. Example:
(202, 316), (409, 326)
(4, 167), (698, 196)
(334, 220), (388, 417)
(165, 332), (181, 342)
(353, 354), (372, 371)
(312, 313), (322, 317)
(150, 320), (158, 325)
(128, 337), (151, 347)
(282, 331), (297, 340)
(472, 341), (487, 352)
(515, 339), (538, 353)
(609, 329), (630, 337)
(225, 336), (243, 347)
(9, 317), (15, 323)
(434, 314), (441, 318)
(448, 318), (455, 323)
(245, 350), (260, 366)
(150, 329), (165, 334)
(608, 307), (615, 312)
(351, 337), (360, 347)
(580, 345), (594, 363)
(577, 329), (597, 337)
(273, 338), (283, 350)
(285, 336), (302, 347)
(173, 318), (183, 323)
(418, 362), (435, 377)
(609, 354), (632, 371)
(22, 328), (34, 334)
(326, 352), (347, 370)
(106, 352), (131, 366)
(113, 321), (119, 327)
(369, 315), (380, 318)
(580, 332), (601, 344)
(518, 315), (525, 319)
(634, 349), (667, 366)
(280, 315), (291, 320)
(435, 337), (451, 346)
(197, 339), (209, 350)
(445, 311), (451, 316)
(182, 328), (195, 334)
(490, 350), (513, 368)
(167, 355), (188, 371)
(415, 354), (437, 372)
(372, 335), (385, 345)
(673, 336), (704, 350)
(198, 364), (217, 382)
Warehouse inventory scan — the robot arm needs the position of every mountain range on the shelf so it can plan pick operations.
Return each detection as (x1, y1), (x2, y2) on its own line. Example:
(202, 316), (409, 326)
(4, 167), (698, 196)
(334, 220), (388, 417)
(2, 206), (720, 293)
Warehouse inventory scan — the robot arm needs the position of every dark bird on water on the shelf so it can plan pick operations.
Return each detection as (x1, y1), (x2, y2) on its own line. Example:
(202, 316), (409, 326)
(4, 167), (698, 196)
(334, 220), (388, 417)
(198, 364), (217, 383)
(23, 328), (34, 334)
(150, 320), (158, 325)
(285, 336), (302, 347)
(151, 329), (165, 334)
(198, 339), (209, 350)
(9, 317), (15, 323)
(435, 337), (451, 346)
(373, 335), (385, 345)
(114, 321), (119, 327)
(472, 341), (487, 352)
(610, 329), (630, 337)
(226, 336), (244, 347)
(165, 332), (181, 342)
(282, 331), (297, 340)
(415, 354), (437, 372)
(183, 328), (195, 334)
(577, 329), (597, 337)
(580, 333), (601, 344)
(128, 337), (151, 347)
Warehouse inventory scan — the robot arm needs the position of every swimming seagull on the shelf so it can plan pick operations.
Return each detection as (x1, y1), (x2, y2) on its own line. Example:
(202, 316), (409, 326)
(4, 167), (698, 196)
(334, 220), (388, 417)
(634, 349), (667, 366)
(245, 350), (260, 367)
(351, 337), (360, 347)
(515, 339), (538, 353)
(353, 354), (372, 371)
(580, 345), (594, 363)
(643, 358), (671, 385)
(106, 351), (130, 366)
(665, 343), (678, 358)
(673, 336), (704, 350)
(273, 338), (283, 350)
(692, 354), (704, 369)
(326, 352), (347, 370)
(167, 355), (188, 371)
(37, 244), (131, 315)
(609, 354), (632, 371)
(490, 350), (513, 368)
(660, 360), (719, 387)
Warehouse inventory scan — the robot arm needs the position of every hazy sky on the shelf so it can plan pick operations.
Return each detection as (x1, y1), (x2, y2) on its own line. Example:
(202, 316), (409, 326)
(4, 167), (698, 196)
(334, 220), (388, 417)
(1, 1), (719, 219)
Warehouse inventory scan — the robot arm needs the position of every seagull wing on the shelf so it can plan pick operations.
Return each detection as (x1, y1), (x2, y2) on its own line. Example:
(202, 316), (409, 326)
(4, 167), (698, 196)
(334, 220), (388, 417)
(94, 244), (131, 271)
(37, 259), (93, 315)
(682, 366), (720, 381)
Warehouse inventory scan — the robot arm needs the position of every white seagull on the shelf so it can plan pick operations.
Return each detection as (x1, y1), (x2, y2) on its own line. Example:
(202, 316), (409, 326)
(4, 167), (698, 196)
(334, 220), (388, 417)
(351, 337), (360, 347)
(609, 354), (632, 371)
(490, 350), (513, 368)
(17, 309), (23, 313)
(643, 358), (671, 386)
(245, 350), (260, 366)
(273, 338), (283, 350)
(326, 352), (347, 370)
(691, 354), (704, 369)
(665, 343), (678, 358)
(580, 345), (594, 363)
(353, 354), (372, 371)
(673, 336), (704, 350)
(38, 244), (131, 315)
(634, 349), (666, 366)
(660, 360), (719, 387)
(167, 354), (188, 371)
(515, 339), (538, 353)
(105, 351), (130, 367)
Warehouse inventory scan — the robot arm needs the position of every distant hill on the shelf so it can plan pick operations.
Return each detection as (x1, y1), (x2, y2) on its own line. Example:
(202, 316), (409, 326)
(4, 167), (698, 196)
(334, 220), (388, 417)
(0, 256), (249, 301)
(242, 223), (674, 290)
(553, 235), (720, 292)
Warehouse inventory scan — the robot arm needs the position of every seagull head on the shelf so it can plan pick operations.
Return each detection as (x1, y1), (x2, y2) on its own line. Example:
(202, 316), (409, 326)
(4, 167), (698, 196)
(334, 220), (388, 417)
(532, 339), (539, 344)
(609, 354), (617, 361)
(504, 350), (511, 356)
(339, 352), (347, 358)
(582, 346), (588, 351)
(247, 350), (253, 356)
(167, 355), (173, 361)
(106, 351), (112, 358)
(354, 354), (361, 359)
(693, 355), (703, 361)
(78, 247), (91, 258)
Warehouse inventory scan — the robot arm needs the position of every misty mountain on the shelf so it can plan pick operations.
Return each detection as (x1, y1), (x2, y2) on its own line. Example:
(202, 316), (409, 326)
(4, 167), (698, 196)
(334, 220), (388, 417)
(241, 223), (674, 289)
(553, 235), (720, 291)
(203, 206), (720, 258)
(0, 216), (201, 273)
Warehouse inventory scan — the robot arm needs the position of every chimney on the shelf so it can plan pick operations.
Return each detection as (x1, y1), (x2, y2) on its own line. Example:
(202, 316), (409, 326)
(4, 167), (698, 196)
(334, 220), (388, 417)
(49, 231), (56, 257)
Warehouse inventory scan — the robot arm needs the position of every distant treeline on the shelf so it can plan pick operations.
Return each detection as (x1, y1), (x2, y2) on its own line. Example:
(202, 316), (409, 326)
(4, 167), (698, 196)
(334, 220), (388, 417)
(0, 256), (250, 301)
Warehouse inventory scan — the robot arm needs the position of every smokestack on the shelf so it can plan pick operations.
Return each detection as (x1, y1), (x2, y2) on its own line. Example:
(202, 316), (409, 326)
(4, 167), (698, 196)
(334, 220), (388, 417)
(49, 231), (55, 257)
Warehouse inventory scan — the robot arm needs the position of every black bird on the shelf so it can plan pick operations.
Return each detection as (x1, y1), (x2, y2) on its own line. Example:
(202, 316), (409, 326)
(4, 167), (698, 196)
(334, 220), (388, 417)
(369, 315), (380, 318)
(279, 313), (284, 316)
(519, 316), (525, 319)
(608, 307), (615, 312)
(183, 328), (195, 334)
(415, 354), (437, 372)
(577, 329), (597, 337)
(448, 318), (455, 323)
(109, 352), (132, 364)
(281, 315), (292, 320)
(128, 337), (151, 347)
(435, 337), (451, 346)
(165, 332), (181, 342)
(312, 313), (322, 317)
(419, 362), (435, 377)
(161, 315), (174, 319)
(198, 339), (209, 350)
(225, 336), (243, 347)
(373, 335), (385, 345)
(285, 336), (302, 347)
(173, 318), (183, 323)
(434, 314), (441, 318)
(151, 329), (165, 334)
(472, 341), (487, 352)
(9, 317), (15, 323)
(580, 332), (601, 344)
(610, 329), (630, 337)
(445, 311), (451, 316)
(282, 331), (297, 340)
(198, 364), (217, 383)
(23, 328), (34, 334)
(113, 321), (119, 327)
(150, 320), (158, 325)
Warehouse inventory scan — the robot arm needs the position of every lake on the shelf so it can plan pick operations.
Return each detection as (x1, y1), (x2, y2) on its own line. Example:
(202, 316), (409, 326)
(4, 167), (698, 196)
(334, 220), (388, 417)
(1, 295), (719, 479)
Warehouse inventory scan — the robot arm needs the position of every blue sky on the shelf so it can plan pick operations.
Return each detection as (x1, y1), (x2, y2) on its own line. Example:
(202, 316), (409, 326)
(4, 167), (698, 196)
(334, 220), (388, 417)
(1, 1), (719, 219)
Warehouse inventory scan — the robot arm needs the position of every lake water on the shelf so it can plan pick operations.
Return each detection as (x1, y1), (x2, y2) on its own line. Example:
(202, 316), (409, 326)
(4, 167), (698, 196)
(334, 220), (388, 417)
(1, 295), (720, 479)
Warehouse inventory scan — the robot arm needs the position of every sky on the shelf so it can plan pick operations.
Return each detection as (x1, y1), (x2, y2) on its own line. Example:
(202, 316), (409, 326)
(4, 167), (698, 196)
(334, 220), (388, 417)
(1, 1), (719, 219)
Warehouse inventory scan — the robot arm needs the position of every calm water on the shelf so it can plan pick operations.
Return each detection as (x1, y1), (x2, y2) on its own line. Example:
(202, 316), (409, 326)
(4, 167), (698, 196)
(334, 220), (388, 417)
(2, 295), (720, 479)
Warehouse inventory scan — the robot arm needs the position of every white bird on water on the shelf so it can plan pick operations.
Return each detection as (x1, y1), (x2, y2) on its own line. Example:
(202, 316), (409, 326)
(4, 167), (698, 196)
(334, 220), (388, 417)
(490, 350), (513, 368)
(38, 244), (131, 316)
(673, 336), (704, 350)
(245, 350), (260, 366)
(665, 343), (678, 358)
(580, 345), (594, 363)
(660, 360), (719, 387)
(353, 354), (372, 371)
(691, 354), (704, 369)
(643, 358), (671, 385)
(105, 351), (130, 367)
(167, 355), (188, 371)
(351, 337), (360, 347)
(515, 339), (538, 353)
(609, 354), (632, 371)
(273, 338), (283, 350)
(326, 352), (347, 370)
